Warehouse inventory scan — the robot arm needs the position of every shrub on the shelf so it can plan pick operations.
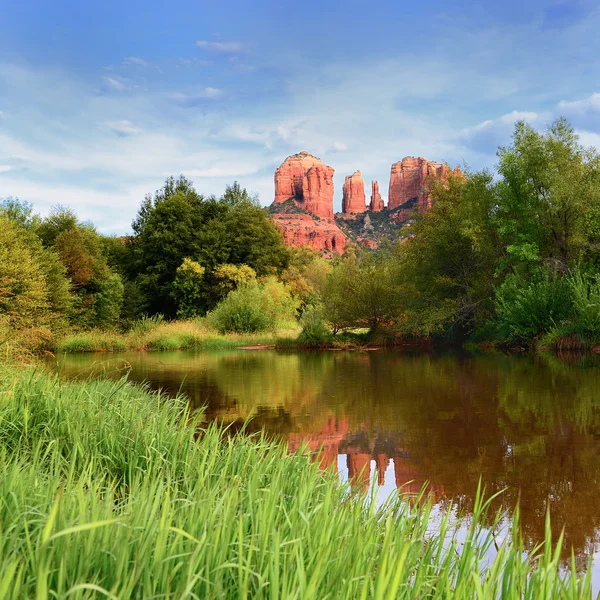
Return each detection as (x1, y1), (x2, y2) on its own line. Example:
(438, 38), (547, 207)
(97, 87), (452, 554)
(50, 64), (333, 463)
(209, 282), (271, 333)
(494, 270), (573, 344)
(568, 268), (600, 336)
(297, 307), (332, 346)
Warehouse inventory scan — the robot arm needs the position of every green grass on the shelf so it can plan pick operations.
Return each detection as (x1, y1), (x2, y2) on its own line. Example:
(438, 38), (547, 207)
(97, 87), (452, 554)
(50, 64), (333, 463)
(55, 320), (298, 353)
(0, 365), (592, 598)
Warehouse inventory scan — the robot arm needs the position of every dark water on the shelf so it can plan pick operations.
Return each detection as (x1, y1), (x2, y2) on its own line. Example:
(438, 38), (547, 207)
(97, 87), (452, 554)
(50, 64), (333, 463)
(49, 349), (600, 570)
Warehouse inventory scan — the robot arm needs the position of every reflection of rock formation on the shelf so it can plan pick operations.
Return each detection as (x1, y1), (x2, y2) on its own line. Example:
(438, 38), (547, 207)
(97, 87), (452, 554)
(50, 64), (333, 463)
(288, 417), (349, 472)
(289, 427), (444, 501)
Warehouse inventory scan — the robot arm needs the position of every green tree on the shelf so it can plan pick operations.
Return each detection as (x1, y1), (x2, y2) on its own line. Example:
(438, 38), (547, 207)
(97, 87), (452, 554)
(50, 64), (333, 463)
(323, 248), (400, 333)
(396, 171), (500, 338)
(495, 118), (600, 275)
(0, 215), (49, 330)
(128, 177), (290, 317)
(172, 258), (206, 319)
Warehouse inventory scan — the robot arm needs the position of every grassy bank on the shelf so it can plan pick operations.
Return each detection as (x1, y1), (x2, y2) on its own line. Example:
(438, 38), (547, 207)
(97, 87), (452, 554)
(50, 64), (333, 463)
(0, 365), (592, 597)
(54, 319), (299, 353)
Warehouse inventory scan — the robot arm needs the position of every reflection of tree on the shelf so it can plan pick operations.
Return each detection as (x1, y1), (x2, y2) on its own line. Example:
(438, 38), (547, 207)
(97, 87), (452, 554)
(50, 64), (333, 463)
(54, 350), (600, 563)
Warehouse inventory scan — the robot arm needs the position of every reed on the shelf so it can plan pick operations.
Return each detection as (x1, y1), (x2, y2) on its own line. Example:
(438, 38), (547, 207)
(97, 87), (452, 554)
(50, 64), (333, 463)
(0, 367), (592, 598)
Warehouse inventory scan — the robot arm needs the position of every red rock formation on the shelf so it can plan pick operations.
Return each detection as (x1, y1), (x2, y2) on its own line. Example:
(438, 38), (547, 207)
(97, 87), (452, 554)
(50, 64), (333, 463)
(272, 213), (346, 255)
(274, 151), (335, 220)
(341, 170), (367, 214)
(369, 180), (384, 212)
(388, 157), (454, 214)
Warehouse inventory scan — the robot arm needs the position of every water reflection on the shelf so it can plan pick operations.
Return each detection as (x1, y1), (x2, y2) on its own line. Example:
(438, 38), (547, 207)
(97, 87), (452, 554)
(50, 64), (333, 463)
(49, 349), (600, 564)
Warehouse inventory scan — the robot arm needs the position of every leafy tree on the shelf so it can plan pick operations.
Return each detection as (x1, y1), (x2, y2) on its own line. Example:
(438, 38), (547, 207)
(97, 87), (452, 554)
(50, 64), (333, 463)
(495, 118), (600, 275)
(172, 258), (206, 319)
(37, 207), (124, 327)
(323, 248), (400, 333)
(0, 197), (38, 229)
(0, 215), (49, 330)
(396, 171), (500, 338)
(212, 263), (256, 300)
(209, 278), (298, 333)
(128, 177), (290, 317)
(36, 206), (79, 247)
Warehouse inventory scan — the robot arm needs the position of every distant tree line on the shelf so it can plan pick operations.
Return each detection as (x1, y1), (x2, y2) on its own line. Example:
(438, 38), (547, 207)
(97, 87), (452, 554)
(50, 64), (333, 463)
(3, 117), (600, 352)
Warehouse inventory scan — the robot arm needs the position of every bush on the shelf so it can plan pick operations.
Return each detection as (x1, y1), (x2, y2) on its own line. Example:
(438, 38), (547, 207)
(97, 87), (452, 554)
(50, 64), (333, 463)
(209, 282), (271, 333)
(208, 279), (299, 334)
(297, 307), (332, 346)
(494, 270), (573, 344)
(568, 268), (600, 336)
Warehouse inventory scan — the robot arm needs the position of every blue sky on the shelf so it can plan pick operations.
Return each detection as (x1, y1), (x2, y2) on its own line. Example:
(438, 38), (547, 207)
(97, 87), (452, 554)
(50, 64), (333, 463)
(1, 0), (600, 233)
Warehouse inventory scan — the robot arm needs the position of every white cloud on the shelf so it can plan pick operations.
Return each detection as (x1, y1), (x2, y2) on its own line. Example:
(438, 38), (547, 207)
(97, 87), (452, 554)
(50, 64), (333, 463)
(200, 87), (222, 99)
(184, 165), (260, 178)
(332, 142), (348, 152)
(101, 120), (143, 136)
(102, 76), (128, 91)
(557, 93), (600, 113)
(169, 88), (223, 105)
(456, 110), (547, 156)
(122, 56), (149, 68)
(195, 40), (245, 53)
(0, 165), (14, 173)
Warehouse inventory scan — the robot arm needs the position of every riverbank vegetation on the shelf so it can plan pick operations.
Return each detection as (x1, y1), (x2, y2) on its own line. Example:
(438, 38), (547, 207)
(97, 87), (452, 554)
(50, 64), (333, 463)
(0, 365), (591, 597)
(3, 117), (600, 358)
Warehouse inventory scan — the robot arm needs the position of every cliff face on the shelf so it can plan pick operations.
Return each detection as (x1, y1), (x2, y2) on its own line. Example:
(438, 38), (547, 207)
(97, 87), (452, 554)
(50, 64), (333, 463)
(270, 152), (458, 255)
(341, 170), (367, 214)
(274, 152), (335, 220)
(369, 180), (384, 212)
(388, 157), (452, 214)
(271, 212), (346, 255)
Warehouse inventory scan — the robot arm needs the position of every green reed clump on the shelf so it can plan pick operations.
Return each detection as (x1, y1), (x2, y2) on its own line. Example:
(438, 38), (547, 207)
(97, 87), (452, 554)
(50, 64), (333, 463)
(0, 367), (592, 598)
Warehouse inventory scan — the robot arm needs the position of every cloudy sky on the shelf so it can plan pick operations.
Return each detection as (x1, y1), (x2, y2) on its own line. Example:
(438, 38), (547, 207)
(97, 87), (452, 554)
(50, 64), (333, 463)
(1, 0), (600, 234)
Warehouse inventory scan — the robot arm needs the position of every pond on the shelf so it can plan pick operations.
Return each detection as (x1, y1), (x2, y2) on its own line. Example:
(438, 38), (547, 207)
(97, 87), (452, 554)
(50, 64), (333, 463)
(48, 348), (600, 573)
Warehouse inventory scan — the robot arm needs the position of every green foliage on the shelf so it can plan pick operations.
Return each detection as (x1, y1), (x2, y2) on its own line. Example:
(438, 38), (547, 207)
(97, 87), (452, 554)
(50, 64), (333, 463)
(209, 283), (271, 333)
(128, 177), (290, 317)
(495, 118), (600, 275)
(396, 171), (500, 339)
(209, 279), (299, 334)
(0, 215), (50, 330)
(0, 196), (38, 229)
(171, 258), (206, 319)
(568, 268), (600, 336)
(35, 208), (124, 328)
(323, 248), (400, 333)
(298, 306), (332, 346)
(494, 269), (574, 344)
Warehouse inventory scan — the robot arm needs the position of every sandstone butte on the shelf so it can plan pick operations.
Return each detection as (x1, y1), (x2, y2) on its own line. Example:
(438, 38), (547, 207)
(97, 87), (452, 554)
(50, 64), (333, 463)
(369, 180), (384, 212)
(272, 152), (347, 254)
(388, 156), (461, 212)
(270, 152), (460, 255)
(341, 170), (367, 214)
(273, 151), (335, 219)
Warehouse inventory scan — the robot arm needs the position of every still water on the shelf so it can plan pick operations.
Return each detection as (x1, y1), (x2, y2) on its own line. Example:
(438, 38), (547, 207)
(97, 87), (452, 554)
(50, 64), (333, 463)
(49, 349), (600, 569)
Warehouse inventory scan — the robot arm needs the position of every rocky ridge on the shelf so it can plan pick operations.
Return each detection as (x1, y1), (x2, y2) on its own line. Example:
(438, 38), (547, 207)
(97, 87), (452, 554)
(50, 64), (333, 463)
(270, 152), (460, 254)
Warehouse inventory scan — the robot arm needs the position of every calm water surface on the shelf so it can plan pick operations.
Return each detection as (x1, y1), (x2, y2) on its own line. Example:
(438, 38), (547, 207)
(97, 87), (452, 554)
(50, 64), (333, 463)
(49, 349), (600, 572)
